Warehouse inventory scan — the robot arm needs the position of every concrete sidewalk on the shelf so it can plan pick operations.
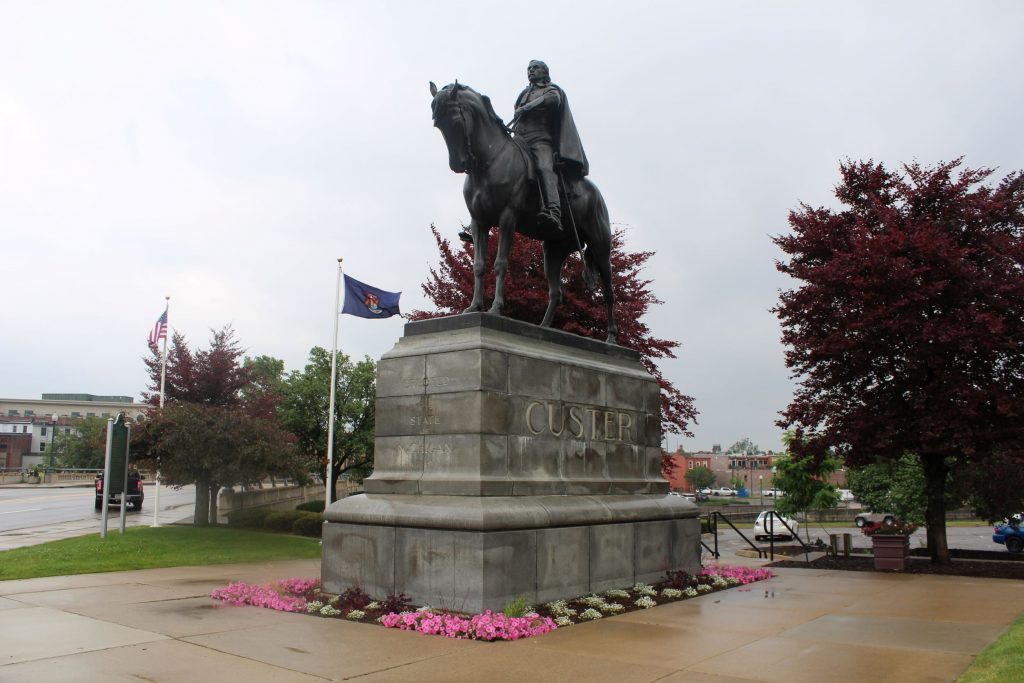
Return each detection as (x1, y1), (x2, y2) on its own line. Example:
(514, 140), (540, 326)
(2, 560), (1022, 682)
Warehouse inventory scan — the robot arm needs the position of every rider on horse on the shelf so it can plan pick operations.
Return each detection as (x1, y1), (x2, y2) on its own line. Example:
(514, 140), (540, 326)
(458, 60), (590, 243)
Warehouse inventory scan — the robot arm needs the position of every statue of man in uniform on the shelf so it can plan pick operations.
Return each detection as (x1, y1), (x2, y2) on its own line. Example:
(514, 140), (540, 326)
(458, 60), (589, 242)
(511, 60), (589, 232)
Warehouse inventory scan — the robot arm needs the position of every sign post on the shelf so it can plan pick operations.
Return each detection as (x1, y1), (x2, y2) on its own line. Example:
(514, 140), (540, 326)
(100, 413), (131, 538)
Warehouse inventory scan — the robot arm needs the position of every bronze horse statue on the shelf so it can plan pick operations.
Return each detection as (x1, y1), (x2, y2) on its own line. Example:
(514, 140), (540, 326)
(429, 81), (618, 344)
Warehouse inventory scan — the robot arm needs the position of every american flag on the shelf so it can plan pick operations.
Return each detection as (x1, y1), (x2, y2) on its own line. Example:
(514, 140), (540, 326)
(148, 308), (168, 347)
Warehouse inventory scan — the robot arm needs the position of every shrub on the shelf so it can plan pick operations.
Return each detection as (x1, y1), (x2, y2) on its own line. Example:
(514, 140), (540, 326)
(227, 508), (270, 529)
(295, 500), (326, 513)
(291, 512), (323, 538)
(379, 592), (412, 613)
(337, 586), (371, 610)
(264, 511), (302, 533)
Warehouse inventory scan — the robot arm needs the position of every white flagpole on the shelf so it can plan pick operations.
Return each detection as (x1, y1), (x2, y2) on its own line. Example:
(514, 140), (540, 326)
(153, 296), (169, 527)
(325, 258), (343, 507)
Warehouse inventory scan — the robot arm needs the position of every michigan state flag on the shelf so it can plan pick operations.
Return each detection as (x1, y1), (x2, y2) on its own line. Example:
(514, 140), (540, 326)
(341, 274), (401, 319)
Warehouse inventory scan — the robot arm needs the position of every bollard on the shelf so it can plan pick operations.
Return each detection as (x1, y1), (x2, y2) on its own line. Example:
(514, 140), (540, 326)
(829, 533), (840, 555)
(843, 532), (852, 557)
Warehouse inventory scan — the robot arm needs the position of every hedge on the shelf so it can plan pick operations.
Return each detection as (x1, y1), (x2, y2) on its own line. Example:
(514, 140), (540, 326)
(227, 508), (270, 529)
(295, 500), (326, 513)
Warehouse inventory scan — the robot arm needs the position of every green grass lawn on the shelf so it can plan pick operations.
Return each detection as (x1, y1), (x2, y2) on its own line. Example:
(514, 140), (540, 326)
(0, 526), (321, 581)
(958, 616), (1024, 683)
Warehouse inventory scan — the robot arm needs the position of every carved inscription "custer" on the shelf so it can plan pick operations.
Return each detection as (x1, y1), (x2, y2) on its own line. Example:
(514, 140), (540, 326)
(525, 400), (634, 442)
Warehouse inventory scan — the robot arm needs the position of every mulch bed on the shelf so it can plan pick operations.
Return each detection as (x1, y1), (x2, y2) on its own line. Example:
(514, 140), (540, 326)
(770, 550), (1024, 580)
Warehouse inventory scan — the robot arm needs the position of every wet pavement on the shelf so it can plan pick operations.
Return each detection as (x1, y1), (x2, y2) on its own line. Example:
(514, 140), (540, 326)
(2, 558), (1021, 682)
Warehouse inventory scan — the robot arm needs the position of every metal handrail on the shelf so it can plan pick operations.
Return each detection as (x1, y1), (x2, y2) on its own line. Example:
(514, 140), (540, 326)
(763, 511), (810, 562)
(710, 511), (767, 559)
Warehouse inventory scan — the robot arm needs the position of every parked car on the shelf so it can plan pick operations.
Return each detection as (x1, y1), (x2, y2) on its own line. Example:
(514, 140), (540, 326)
(855, 512), (896, 528)
(993, 517), (1024, 553)
(838, 489), (856, 502)
(698, 487), (712, 495)
(753, 511), (799, 541)
(95, 471), (145, 511)
(762, 488), (784, 497)
(711, 486), (737, 497)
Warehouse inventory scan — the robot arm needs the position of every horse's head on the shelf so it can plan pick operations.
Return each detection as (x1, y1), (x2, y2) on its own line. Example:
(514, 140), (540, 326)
(429, 81), (505, 173)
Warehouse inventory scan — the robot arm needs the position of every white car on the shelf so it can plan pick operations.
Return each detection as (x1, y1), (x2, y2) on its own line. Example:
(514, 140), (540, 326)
(838, 489), (855, 502)
(762, 488), (784, 497)
(711, 486), (736, 497)
(754, 511), (799, 541)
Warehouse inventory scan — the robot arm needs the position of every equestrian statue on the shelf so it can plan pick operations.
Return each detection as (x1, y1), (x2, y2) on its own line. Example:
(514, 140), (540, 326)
(429, 60), (618, 344)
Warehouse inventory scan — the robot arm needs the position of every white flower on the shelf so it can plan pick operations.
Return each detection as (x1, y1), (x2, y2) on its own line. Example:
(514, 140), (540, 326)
(554, 616), (573, 627)
(365, 601), (380, 610)
(306, 601), (324, 614)
(604, 589), (630, 599)
(683, 587), (698, 598)
(320, 605), (342, 617)
(697, 584), (713, 593)
(345, 609), (365, 620)
(579, 608), (603, 620)
(633, 583), (657, 597)
(661, 588), (683, 599)
(417, 605), (433, 613)
(600, 602), (625, 613)
(634, 596), (657, 609)
(581, 595), (608, 608)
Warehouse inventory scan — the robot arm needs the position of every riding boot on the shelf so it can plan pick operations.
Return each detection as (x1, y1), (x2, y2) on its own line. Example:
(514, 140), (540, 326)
(537, 167), (563, 232)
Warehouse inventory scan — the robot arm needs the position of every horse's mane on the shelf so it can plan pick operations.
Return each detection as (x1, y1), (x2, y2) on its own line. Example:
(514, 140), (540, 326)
(433, 83), (508, 135)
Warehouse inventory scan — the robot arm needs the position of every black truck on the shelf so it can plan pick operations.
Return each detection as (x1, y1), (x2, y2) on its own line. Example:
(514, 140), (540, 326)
(94, 471), (145, 511)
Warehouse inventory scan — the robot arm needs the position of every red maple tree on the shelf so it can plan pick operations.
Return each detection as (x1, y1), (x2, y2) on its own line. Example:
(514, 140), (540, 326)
(410, 225), (698, 453)
(774, 159), (1024, 563)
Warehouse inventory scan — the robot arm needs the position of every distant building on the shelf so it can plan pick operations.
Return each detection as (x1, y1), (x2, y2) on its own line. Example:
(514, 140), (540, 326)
(0, 394), (147, 470)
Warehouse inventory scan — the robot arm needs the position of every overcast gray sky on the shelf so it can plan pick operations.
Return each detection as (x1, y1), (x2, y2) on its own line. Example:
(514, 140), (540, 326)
(2, 1), (1022, 453)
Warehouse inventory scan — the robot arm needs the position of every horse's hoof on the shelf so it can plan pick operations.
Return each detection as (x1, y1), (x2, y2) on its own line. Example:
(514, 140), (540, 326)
(606, 334), (618, 345)
(462, 304), (483, 314)
(487, 304), (503, 316)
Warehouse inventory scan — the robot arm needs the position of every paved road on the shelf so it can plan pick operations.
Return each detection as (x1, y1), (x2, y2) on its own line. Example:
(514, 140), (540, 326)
(0, 484), (196, 550)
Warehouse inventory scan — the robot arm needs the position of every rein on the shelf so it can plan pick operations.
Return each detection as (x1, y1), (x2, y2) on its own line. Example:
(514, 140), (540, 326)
(451, 93), (509, 174)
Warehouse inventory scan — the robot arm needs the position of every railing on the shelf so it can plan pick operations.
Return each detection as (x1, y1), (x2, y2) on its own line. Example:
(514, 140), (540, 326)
(706, 511), (767, 559)
(702, 510), (813, 562)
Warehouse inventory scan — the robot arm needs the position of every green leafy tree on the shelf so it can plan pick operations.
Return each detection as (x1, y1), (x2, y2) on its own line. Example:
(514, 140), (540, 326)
(55, 417), (107, 469)
(726, 438), (760, 455)
(773, 432), (841, 539)
(685, 465), (715, 490)
(279, 347), (376, 503)
(847, 453), (967, 525)
(241, 355), (286, 420)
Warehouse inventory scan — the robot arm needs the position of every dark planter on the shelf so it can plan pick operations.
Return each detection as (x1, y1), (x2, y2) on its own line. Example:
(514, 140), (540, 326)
(872, 535), (911, 570)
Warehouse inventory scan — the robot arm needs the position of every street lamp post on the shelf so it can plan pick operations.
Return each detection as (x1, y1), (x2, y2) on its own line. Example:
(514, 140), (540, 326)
(49, 414), (59, 474)
(759, 474), (763, 508)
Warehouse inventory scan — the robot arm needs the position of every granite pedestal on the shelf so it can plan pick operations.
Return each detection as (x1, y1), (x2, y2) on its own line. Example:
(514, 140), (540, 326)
(323, 314), (700, 612)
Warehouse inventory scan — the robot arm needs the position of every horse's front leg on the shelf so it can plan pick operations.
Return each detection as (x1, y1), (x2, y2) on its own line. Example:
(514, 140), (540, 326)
(488, 214), (515, 316)
(462, 219), (488, 314)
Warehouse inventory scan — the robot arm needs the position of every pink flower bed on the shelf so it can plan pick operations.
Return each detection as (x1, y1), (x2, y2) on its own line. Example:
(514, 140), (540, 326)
(211, 578), (320, 612)
(381, 610), (557, 641)
(209, 564), (774, 642)
(701, 564), (775, 584)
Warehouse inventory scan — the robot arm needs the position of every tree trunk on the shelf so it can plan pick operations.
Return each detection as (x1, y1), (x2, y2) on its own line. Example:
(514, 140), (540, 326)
(208, 482), (219, 525)
(194, 476), (210, 526)
(921, 455), (950, 564)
